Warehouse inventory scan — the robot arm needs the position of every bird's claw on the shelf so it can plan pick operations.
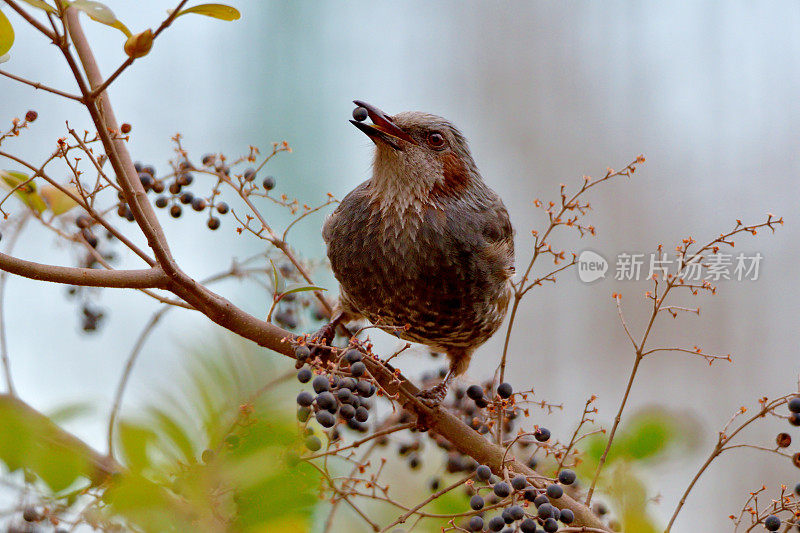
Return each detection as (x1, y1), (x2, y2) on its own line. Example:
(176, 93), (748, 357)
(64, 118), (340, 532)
(416, 382), (448, 408)
(298, 321), (337, 368)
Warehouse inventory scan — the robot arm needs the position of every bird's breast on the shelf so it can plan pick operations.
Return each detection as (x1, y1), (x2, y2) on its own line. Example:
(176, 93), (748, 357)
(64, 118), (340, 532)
(325, 191), (510, 350)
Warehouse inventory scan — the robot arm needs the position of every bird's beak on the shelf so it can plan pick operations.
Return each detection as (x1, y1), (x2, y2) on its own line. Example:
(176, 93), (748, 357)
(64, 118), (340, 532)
(350, 100), (417, 149)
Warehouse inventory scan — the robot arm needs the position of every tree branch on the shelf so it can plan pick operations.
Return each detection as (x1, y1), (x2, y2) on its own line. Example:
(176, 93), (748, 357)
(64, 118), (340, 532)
(0, 252), (168, 288)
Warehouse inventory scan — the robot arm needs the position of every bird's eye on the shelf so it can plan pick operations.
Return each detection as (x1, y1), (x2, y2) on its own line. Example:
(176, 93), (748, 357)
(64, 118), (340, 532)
(427, 132), (446, 149)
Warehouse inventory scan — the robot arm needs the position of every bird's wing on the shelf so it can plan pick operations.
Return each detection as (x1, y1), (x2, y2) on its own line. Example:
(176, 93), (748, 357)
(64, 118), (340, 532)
(479, 196), (515, 280)
(322, 181), (371, 246)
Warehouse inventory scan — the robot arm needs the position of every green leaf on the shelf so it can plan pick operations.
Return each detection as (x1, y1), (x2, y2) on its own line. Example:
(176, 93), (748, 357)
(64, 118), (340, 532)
(175, 4), (241, 21)
(279, 284), (326, 297)
(0, 170), (48, 213)
(0, 397), (93, 492)
(117, 422), (156, 473)
(147, 407), (196, 463)
(0, 9), (14, 57)
(19, 0), (56, 13)
(71, 0), (130, 36)
(269, 258), (284, 294)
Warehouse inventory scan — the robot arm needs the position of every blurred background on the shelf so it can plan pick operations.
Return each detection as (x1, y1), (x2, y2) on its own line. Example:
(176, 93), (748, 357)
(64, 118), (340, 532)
(1, 1), (799, 531)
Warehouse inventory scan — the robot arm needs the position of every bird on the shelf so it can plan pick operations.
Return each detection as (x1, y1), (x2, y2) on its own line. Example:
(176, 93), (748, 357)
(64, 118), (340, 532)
(318, 100), (514, 405)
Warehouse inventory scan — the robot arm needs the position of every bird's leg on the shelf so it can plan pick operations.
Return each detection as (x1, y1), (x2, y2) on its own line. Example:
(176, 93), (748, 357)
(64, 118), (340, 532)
(416, 367), (456, 407)
(302, 311), (346, 368)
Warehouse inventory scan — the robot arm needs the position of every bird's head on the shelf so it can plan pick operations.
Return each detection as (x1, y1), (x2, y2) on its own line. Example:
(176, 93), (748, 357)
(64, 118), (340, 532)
(350, 100), (482, 207)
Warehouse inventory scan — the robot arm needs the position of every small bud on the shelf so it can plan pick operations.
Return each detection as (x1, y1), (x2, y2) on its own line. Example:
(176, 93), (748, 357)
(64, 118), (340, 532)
(124, 29), (154, 59)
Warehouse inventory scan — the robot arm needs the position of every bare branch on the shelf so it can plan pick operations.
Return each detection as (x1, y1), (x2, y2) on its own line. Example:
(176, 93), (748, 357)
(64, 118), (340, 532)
(0, 252), (168, 288)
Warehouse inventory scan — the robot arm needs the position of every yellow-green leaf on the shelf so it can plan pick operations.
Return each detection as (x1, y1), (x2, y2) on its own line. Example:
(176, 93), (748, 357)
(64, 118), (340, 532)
(0, 53), (9, 64)
(19, 0), (56, 14)
(111, 19), (132, 38)
(40, 185), (79, 215)
(71, 0), (116, 24)
(176, 4), (241, 21)
(71, 0), (130, 37)
(0, 9), (14, 57)
(0, 170), (47, 213)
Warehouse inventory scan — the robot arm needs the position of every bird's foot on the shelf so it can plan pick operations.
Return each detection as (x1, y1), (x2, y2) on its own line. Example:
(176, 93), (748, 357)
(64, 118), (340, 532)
(300, 321), (337, 368)
(416, 382), (448, 408)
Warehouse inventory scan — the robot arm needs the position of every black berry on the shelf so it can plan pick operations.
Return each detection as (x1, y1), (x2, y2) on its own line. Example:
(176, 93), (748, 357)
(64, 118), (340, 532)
(338, 403), (354, 419)
(764, 515), (781, 531)
(468, 515), (484, 532)
(336, 388), (353, 403)
(789, 396), (800, 413)
(155, 196), (168, 208)
(476, 464), (492, 481)
(520, 518), (537, 533)
(352, 106), (368, 122)
(558, 469), (576, 485)
(546, 484), (563, 499)
(355, 406), (369, 423)
(534, 493), (549, 507)
(76, 214), (91, 228)
(316, 392), (336, 411)
(139, 172), (154, 189)
(542, 517), (558, 532)
(466, 384), (483, 401)
(170, 205), (182, 218)
(470, 494), (484, 510)
(207, 217), (220, 230)
(216, 202), (229, 214)
(511, 475), (527, 491)
(559, 508), (574, 524)
(534, 427), (551, 442)
(297, 368), (312, 383)
(344, 349), (362, 363)
(537, 503), (554, 519)
(262, 176), (276, 190)
(507, 505), (524, 521)
(295, 345), (311, 362)
(296, 391), (314, 407)
(497, 382), (513, 399)
(488, 516), (505, 531)
(243, 168), (257, 181)
(493, 481), (511, 498)
(350, 361), (366, 377)
(179, 192), (194, 205)
(315, 410), (335, 428)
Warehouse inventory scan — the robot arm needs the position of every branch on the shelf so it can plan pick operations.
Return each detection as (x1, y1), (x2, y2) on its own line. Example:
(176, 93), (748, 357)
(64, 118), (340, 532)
(0, 69), (83, 102)
(0, 252), (168, 288)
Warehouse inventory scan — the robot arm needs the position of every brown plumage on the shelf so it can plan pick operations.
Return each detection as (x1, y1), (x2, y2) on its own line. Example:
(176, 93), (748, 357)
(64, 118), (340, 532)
(321, 101), (514, 403)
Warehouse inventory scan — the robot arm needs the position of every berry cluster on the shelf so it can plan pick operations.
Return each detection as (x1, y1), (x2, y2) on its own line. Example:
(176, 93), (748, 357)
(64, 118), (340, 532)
(130, 160), (233, 230)
(66, 216), (117, 332)
(463, 464), (577, 532)
(294, 345), (377, 451)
